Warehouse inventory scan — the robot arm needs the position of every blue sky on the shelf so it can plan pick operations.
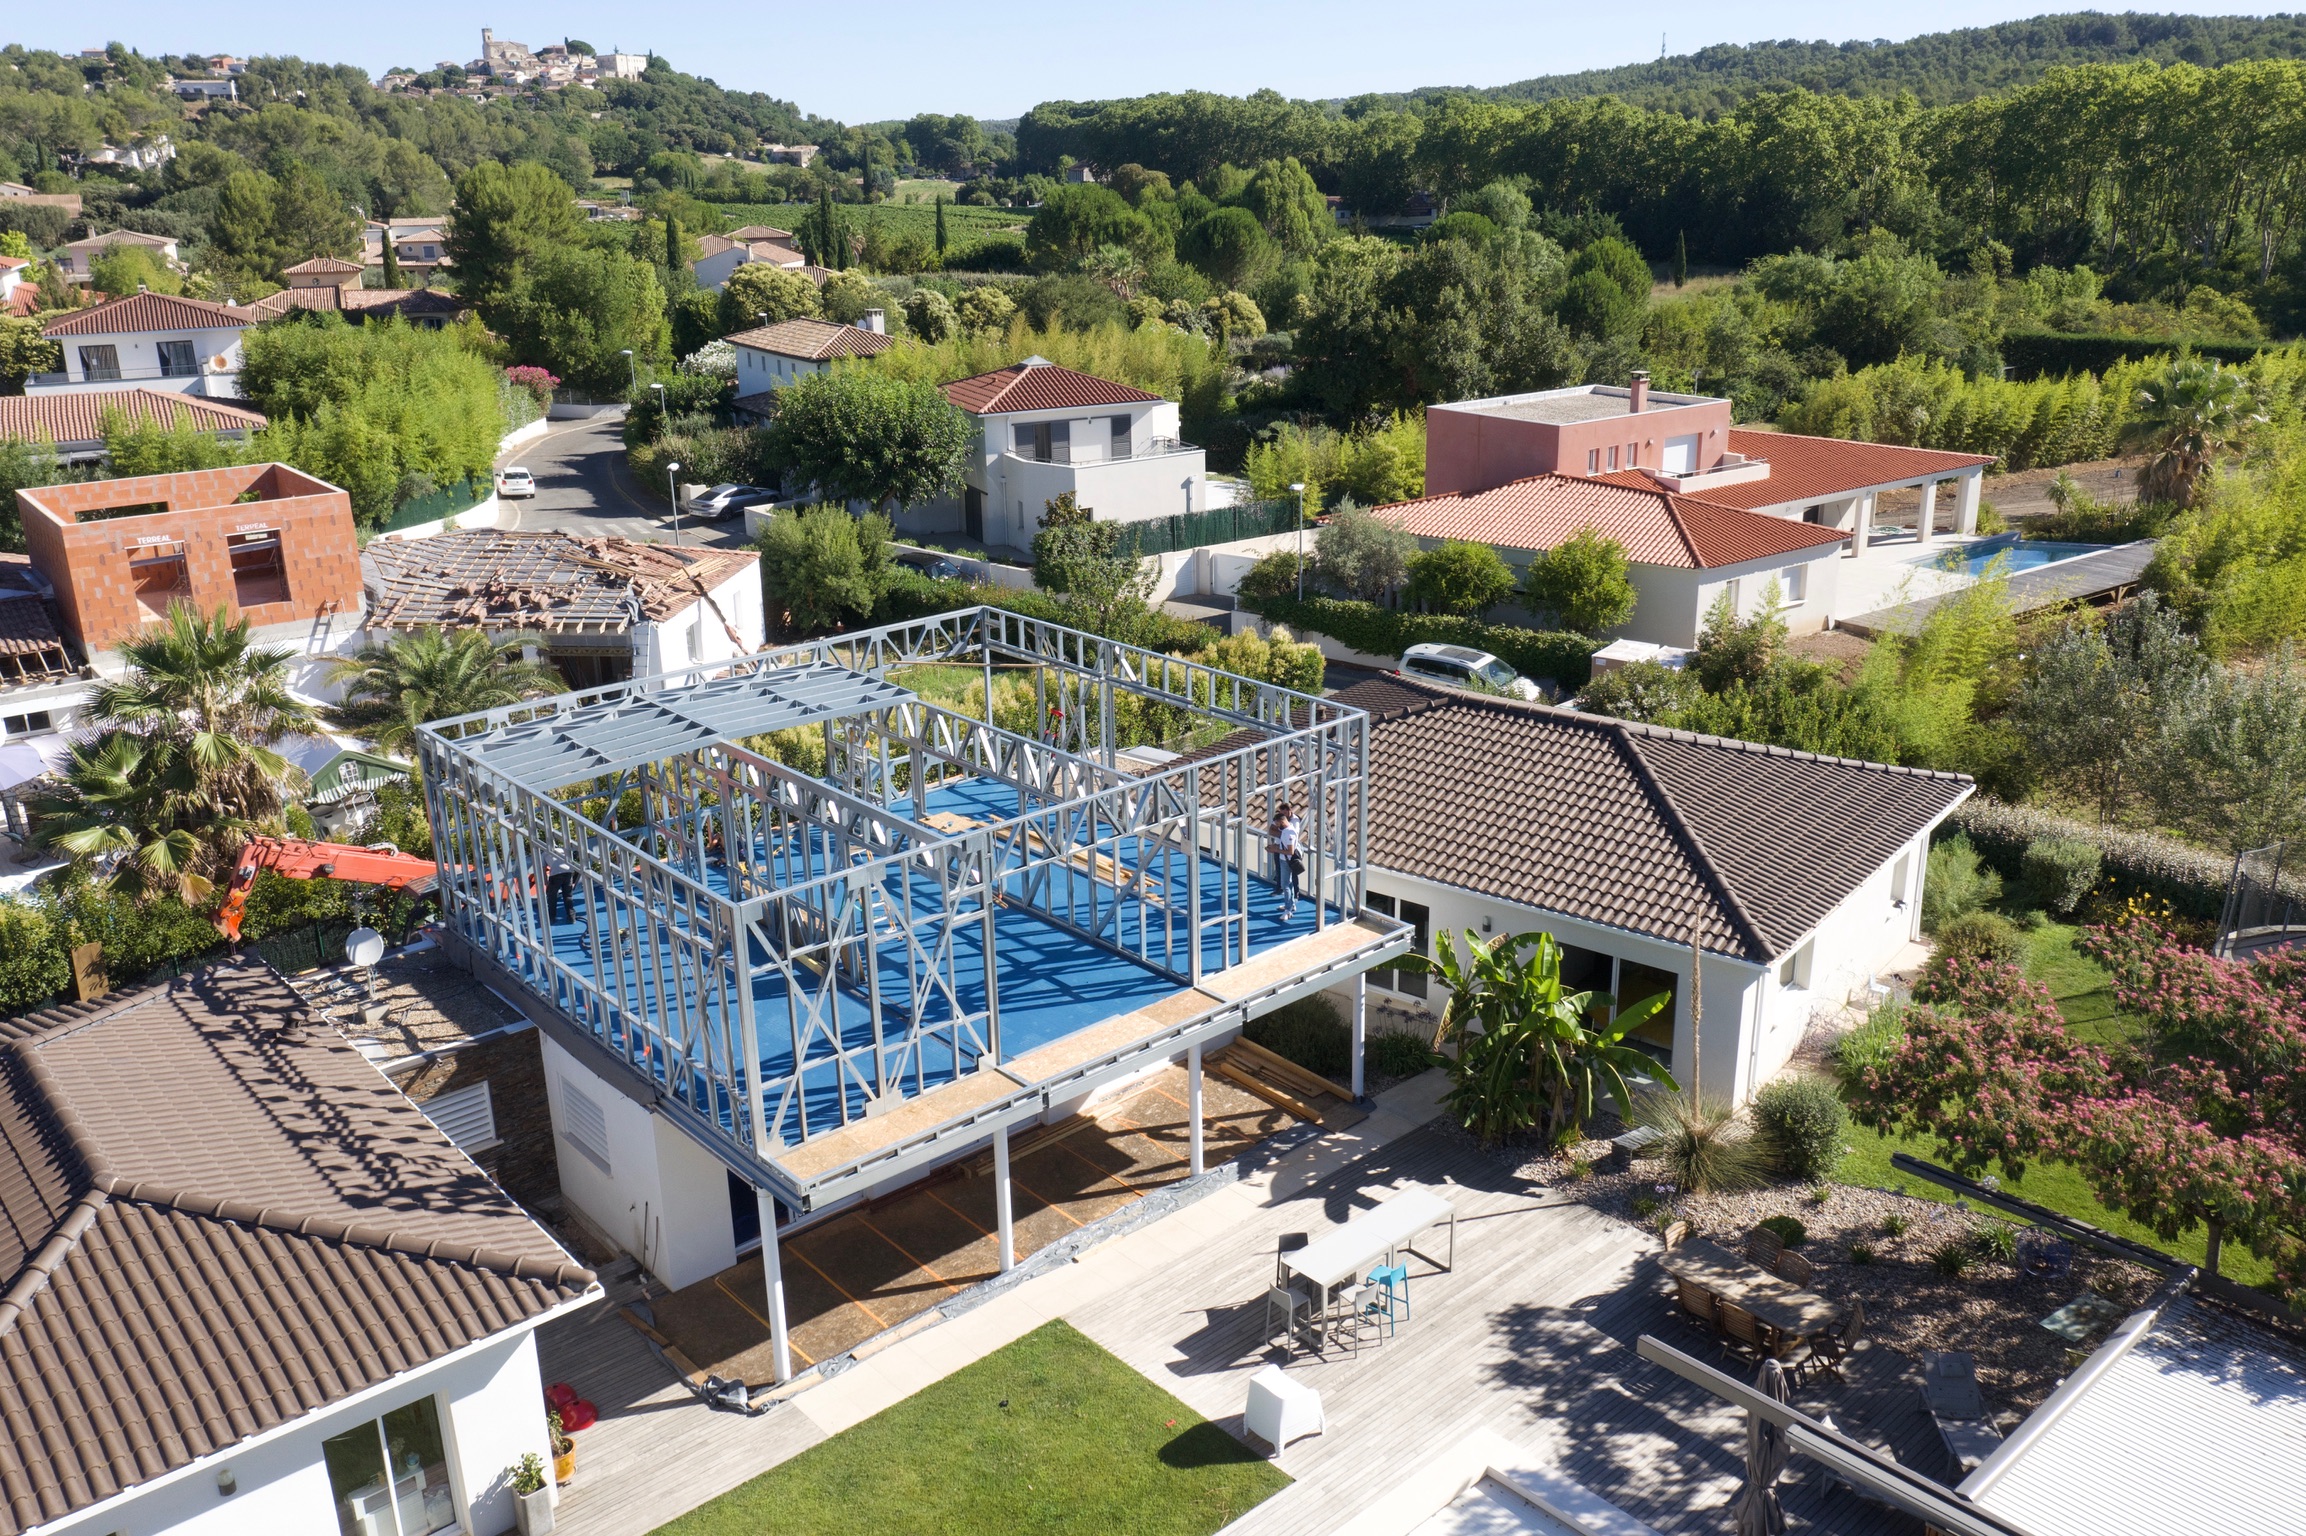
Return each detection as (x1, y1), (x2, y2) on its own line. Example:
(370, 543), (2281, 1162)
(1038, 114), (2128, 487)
(20, 3), (2295, 122)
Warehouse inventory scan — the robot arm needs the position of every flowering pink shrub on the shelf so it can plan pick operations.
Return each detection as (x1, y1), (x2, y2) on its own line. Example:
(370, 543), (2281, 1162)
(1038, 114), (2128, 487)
(1850, 907), (2306, 1302)
(505, 366), (560, 409)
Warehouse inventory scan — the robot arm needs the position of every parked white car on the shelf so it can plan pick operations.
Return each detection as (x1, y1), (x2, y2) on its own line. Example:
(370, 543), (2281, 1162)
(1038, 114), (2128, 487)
(495, 466), (536, 498)
(1398, 643), (1544, 701)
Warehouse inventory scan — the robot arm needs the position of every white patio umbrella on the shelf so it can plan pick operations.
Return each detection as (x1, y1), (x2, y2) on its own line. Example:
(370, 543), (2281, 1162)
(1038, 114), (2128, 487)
(1731, 1356), (1791, 1536)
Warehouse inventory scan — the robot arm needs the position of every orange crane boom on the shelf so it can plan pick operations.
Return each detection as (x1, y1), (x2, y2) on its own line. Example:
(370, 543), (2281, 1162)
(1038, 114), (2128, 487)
(216, 836), (440, 943)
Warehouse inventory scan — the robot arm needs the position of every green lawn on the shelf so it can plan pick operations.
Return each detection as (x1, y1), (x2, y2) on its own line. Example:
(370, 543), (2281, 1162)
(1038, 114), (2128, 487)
(710, 200), (1028, 244)
(1831, 920), (2276, 1288)
(652, 1322), (1288, 1536)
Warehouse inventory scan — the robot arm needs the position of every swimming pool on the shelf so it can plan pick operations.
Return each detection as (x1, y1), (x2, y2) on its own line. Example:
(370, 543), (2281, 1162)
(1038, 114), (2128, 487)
(1913, 539), (2110, 578)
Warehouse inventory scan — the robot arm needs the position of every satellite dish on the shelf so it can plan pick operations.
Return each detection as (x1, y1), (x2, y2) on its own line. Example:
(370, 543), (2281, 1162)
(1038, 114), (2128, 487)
(345, 927), (386, 968)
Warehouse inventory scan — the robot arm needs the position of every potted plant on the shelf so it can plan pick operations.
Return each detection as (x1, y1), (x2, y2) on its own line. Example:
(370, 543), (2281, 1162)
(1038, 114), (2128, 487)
(510, 1453), (553, 1535)
(549, 1409), (575, 1486)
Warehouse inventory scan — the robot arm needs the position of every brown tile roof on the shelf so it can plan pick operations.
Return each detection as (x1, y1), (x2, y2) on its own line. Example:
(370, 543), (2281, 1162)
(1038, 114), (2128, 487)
(281, 255), (363, 275)
(0, 964), (595, 1534)
(362, 530), (760, 632)
(1334, 675), (1971, 960)
(0, 387), (265, 448)
(1694, 430), (1999, 510)
(727, 225), (795, 241)
(0, 594), (70, 679)
(724, 317), (894, 362)
(41, 291), (251, 337)
(240, 284), (469, 323)
(940, 359), (1162, 414)
(1377, 473), (1847, 570)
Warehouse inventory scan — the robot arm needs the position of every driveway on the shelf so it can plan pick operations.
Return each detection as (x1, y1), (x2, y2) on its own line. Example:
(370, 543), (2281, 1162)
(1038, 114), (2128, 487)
(493, 409), (751, 549)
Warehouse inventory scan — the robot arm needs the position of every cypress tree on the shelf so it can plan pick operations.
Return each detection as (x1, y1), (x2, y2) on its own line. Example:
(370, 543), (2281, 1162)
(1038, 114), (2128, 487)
(817, 189), (839, 269)
(380, 233), (402, 290)
(1672, 229), (1687, 288)
(665, 214), (682, 274)
(934, 196), (949, 261)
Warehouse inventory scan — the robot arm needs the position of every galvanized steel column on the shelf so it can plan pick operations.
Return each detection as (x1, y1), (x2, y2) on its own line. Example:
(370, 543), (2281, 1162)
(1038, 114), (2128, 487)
(1188, 1041), (1204, 1177)
(993, 1123), (1015, 1273)
(756, 1189), (792, 1384)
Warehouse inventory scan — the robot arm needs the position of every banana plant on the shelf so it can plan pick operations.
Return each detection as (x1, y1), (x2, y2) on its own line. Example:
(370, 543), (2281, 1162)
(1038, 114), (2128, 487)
(1399, 929), (1678, 1147)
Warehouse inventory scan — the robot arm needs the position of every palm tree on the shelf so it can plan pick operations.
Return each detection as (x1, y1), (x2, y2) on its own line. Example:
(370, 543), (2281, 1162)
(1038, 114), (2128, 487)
(2123, 357), (2266, 508)
(29, 604), (317, 900)
(1401, 929), (1676, 1147)
(326, 627), (564, 755)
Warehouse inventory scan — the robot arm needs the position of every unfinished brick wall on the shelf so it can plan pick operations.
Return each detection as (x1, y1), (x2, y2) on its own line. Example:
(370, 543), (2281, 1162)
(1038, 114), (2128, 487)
(390, 1026), (564, 1212)
(18, 463), (361, 654)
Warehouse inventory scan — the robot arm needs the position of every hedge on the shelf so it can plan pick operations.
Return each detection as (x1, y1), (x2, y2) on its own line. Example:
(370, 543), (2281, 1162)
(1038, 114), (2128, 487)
(1941, 797), (2236, 920)
(870, 569), (1225, 654)
(1246, 593), (1600, 689)
(2000, 330), (2285, 381)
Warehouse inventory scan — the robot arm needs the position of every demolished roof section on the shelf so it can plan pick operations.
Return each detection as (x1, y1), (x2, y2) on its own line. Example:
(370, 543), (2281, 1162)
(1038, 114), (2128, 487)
(361, 530), (758, 633)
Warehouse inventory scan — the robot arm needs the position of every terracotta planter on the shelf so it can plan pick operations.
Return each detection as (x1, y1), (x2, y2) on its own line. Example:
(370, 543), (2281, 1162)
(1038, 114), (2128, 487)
(553, 1446), (576, 1486)
(514, 1485), (555, 1535)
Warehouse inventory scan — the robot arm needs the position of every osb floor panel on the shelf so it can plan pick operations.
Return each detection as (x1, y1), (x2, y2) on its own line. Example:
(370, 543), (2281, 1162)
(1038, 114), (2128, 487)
(647, 1063), (1332, 1383)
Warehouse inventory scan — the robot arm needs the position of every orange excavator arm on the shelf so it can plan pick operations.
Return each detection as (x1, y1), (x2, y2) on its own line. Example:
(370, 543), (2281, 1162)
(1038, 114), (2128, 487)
(216, 836), (440, 943)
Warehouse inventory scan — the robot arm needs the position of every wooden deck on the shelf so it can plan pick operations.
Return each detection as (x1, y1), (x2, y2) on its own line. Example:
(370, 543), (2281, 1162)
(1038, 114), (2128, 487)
(1069, 1122), (1939, 1536)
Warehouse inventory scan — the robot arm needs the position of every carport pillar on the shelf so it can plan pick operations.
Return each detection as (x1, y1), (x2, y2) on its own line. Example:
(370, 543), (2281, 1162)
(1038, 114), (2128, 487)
(1955, 471), (1983, 535)
(1351, 973), (1367, 1101)
(1851, 493), (1874, 556)
(993, 1124), (1015, 1273)
(756, 1190), (793, 1384)
(1915, 480), (1939, 544)
(1188, 1042), (1205, 1177)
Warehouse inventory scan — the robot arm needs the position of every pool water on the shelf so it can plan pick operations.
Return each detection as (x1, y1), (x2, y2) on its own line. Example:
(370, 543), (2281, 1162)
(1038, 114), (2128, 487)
(1915, 540), (2109, 578)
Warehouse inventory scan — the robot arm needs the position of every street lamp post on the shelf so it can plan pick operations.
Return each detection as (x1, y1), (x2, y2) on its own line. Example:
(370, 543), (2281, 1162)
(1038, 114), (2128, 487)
(620, 348), (637, 396)
(1289, 482), (1307, 601)
(666, 460), (684, 547)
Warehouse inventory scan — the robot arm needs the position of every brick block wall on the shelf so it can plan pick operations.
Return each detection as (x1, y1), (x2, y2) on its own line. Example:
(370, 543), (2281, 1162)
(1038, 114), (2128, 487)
(389, 1027), (564, 1211)
(18, 463), (361, 654)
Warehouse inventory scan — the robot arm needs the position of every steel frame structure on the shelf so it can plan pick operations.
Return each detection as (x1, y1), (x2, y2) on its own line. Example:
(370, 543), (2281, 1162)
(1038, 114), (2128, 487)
(418, 605), (1399, 1210)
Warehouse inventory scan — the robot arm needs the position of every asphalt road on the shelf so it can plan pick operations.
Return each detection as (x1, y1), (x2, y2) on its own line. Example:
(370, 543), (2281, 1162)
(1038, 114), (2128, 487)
(491, 409), (751, 549)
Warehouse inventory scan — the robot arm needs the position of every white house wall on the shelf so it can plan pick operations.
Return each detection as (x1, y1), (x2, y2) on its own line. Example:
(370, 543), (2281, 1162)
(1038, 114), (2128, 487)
(38, 1329), (553, 1536)
(541, 1034), (738, 1289)
(633, 566), (766, 677)
(42, 325), (246, 396)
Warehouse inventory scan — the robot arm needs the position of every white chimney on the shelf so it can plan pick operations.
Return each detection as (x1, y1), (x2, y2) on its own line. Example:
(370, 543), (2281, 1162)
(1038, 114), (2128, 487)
(1629, 370), (1649, 413)
(859, 308), (886, 334)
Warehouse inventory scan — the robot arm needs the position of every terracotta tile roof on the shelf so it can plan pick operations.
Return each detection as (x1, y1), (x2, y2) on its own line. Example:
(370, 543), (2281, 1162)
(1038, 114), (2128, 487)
(280, 255), (364, 275)
(1377, 473), (1847, 570)
(0, 594), (70, 679)
(0, 964), (595, 1535)
(240, 285), (469, 323)
(0, 387), (265, 448)
(728, 225), (795, 241)
(362, 530), (759, 632)
(724, 317), (894, 362)
(940, 358), (1162, 414)
(1334, 675), (1972, 960)
(41, 291), (251, 336)
(1693, 430), (1999, 510)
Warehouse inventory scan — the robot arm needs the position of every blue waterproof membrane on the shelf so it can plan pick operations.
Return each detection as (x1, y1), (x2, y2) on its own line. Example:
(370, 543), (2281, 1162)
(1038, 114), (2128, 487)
(513, 774), (1328, 1149)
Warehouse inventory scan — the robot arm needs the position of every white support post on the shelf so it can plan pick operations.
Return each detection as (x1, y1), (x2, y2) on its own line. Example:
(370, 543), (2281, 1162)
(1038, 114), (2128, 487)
(757, 1190), (792, 1384)
(1915, 480), (1939, 544)
(1351, 973), (1367, 1101)
(1955, 470), (1983, 536)
(1188, 1041), (1205, 1177)
(993, 1124), (1015, 1273)
(1851, 492), (1873, 555)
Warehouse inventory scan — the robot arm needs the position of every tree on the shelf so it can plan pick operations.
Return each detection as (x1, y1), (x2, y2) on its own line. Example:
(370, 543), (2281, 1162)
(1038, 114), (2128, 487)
(1399, 929), (1673, 1146)
(956, 286), (1018, 336)
(28, 605), (315, 902)
(760, 368), (971, 513)
(1026, 183), (1147, 272)
(2152, 647), (2306, 853)
(1672, 229), (1688, 287)
(1176, 206), (1275, 292)
(1314, 501), (1415, 600)
(798, 189), (843, 269)
(1030, 491), (1158, 638)
(2010, 595), (2205, 825)
(901, 287), (957, 343)
(1404, 539), (1517, 616)
(757, 506), (891, 635)
(718, 263), (821, 334)
(1524, 527), (1637, 634)
(206, 170), (286, 284)
(270, 162), (359, 266)
(934, 196), (949, 261)
(0, 899), (67, 1014)
(325, 628), (565, 755)
(379, 233), (403, 291)
(103, 409), (245, 476)
(2123, 357), (2264, 509)
(500, 248), (671, 397)
(1239, 156), (1331, 256)
(88, 244), (180, 297)
(444, 160), (582, 311)
(1693, 583), (1788, 691)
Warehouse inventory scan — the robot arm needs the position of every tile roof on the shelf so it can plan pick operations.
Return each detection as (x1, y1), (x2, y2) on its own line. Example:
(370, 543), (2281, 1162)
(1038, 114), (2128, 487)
(940, 358), (1163, 414)
(239, 284), (469, 323)
(0, 964), (595, 1535)
(280, 255), (363, 274)
(1334, 675), (1971, 960)
(0, 387), (265, 448)
(0, 594), (70, 679)
(1377, 473), (1847, 570)
(41, 291), (251, 336)
(60, 229), (174, 253)
(362, 530), (759, 632)
(727, 225), (795, 241)
(1694, 430), (1999, 510)
(724, 317), (895, 362)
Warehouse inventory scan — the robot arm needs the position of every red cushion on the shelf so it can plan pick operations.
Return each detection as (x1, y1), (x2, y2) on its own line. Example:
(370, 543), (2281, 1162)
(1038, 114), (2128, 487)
(559, 1399), (598, 1432)
(546, 1382), (579, 1410)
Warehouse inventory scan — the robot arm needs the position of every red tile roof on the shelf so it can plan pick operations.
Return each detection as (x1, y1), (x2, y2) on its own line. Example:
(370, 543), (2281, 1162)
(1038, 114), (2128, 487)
(239, 284), (469, 323)
(0, 387), (265, 447)
(1692, 430), (1998, 510)
(940, 358), (1162, 414)
(724, 317), (894, 361)
(281, 255), (364, 275)
(1376, 473), (1847, 570)
(41, 291), (251, 336)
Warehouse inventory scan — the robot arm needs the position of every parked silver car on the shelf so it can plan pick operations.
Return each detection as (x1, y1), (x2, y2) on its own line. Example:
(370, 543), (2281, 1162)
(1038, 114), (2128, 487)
(688, 483), (778, 520)
(1397, 642), (1543, 700)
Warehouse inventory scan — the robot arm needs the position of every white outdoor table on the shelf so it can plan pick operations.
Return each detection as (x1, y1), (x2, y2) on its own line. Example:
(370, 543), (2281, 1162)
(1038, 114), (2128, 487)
(1280, 1184), (1458, 1294)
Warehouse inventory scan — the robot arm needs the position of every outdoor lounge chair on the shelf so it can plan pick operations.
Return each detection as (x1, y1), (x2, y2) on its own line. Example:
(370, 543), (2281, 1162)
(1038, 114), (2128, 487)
(1923, 1350), (2005, 1477)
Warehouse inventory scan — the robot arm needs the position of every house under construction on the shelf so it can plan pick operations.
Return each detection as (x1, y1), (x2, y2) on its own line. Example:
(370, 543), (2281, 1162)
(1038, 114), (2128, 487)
(419, 604), (1406, 1380)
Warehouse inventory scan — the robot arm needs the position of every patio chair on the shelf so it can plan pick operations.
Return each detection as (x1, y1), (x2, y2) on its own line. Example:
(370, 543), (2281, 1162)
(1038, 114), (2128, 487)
(1809, 1297), (1867, 1385)
(1744, 1227), (1785, 1269)
(1275, 1232), (1309, 1288)
(1717, 1300), (1767, 1367)
(1332, 1280), (1387, 1354)
(1661, 1220), (1689, 1251)
(1775, 1249), (1815, 1286)
(1370, 1261), (1410, 1324)
(1265, 1285), (1314, 1359)
(1674, 1276), (1720, 1334)
(1763, 1320), (1817, 1387)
